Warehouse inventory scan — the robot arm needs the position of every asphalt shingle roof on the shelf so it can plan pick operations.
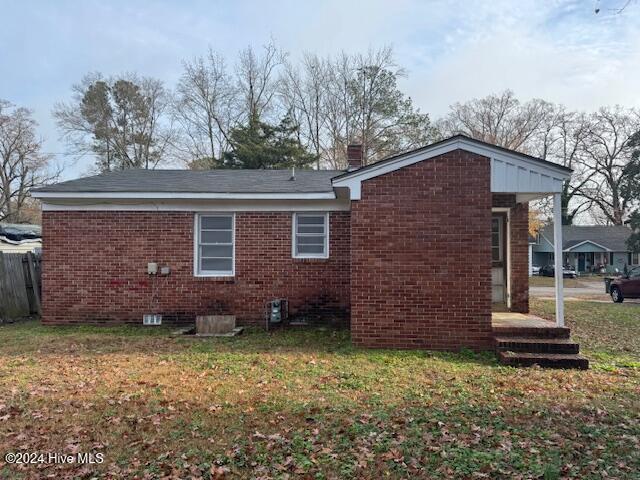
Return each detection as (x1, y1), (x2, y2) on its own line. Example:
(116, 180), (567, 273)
(32, 169), (344, 194)
(541, 225), (632, 252)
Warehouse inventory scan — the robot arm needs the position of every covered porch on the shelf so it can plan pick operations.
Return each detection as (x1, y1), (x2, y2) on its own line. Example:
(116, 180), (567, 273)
(490, 154), (569, 329)
(488, 151), (588, 368)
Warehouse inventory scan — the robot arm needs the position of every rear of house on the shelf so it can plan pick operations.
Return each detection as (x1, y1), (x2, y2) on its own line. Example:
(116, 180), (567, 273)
(32, 135), (572, 351)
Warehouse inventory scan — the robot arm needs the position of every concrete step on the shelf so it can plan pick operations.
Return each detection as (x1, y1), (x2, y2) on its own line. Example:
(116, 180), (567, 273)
(492, 325), (571, 339)
(498, 351), (589, 370)
(494, 336), (580, 355)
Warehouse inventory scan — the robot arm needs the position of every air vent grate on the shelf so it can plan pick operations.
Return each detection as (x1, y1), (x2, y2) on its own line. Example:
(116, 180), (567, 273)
(143, 314), (162, 326)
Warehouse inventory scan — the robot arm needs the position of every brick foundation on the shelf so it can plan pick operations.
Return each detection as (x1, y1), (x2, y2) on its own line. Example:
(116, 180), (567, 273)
(41, 211), (350, 326)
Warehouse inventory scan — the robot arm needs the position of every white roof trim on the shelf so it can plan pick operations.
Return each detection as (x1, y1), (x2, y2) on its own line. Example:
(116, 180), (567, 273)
(31, 191), (336, 200)
(564, 240), (611, 252)
(40, 198), (351, 212)
(332, 137), (571, 200)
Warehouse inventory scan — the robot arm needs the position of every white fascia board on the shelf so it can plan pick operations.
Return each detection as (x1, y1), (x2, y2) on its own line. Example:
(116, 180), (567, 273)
(41, 198), (351, 212)
(332, 138), (571, 200)
(31, 191), (336, 200)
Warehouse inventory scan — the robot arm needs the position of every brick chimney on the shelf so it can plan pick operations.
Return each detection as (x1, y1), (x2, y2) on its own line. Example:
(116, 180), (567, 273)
(347, 144), (363, 171)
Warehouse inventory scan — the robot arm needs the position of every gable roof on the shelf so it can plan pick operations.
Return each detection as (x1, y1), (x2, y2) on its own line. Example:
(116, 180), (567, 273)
(32, 135), (572, 202)
(540, 225), (632, 252)
(332, 135), (572, 200)
(333, 134), (572, 182)
(31, 169), (343, 200)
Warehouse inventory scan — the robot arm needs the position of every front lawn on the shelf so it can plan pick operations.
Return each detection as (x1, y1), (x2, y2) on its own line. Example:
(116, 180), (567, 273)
(528, 276), (602, 288)
(531, 298), (640, 368)
(0, 304), (638, 479)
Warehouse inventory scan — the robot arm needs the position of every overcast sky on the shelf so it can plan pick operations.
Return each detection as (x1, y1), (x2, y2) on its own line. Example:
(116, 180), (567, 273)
(1, 0), (639, 178)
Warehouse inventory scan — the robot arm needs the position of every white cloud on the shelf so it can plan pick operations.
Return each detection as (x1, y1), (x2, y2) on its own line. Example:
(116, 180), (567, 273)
(402, 0), (640, 114)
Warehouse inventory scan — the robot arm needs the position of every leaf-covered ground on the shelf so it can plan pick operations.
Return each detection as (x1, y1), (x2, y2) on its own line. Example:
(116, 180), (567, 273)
(0, 300), (638, 479)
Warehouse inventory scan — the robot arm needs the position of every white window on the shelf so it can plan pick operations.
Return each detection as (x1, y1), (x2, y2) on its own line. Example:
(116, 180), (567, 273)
(195, 214), (234, 276)
(293, 213), (329, 259)
(631, 252), (640, 265)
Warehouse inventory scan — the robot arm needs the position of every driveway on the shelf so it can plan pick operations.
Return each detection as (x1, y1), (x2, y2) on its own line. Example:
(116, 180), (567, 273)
(530, 283), (603, 298)
(530, 282), (640, 304)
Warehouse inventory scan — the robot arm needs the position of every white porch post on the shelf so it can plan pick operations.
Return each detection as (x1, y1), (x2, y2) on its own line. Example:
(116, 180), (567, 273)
(553, 193), (564, 327)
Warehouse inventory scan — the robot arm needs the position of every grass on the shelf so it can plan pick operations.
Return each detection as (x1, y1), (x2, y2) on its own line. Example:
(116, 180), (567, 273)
(531, 298), (640, 368)
(0, 303), (638, 479)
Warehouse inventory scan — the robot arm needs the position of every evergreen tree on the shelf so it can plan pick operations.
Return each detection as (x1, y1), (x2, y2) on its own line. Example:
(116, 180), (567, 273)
(222, 115), (316, 169)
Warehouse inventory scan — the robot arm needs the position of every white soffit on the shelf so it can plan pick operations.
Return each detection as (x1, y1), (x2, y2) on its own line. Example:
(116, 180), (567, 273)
(332, 137), (571, 200)
(40, 198), (351, 212)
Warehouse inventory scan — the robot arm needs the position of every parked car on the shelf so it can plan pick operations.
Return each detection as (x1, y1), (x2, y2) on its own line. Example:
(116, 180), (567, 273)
(609, 267), (640, 303)
(540, 264), (577, 279)
(532, 265), (541, 275)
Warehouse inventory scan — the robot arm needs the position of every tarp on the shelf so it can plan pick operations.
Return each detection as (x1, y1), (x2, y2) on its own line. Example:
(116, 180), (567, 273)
(0, 223), (42, 244)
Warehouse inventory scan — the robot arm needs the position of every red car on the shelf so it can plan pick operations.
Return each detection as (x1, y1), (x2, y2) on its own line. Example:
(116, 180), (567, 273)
(610, 267), (640, 303)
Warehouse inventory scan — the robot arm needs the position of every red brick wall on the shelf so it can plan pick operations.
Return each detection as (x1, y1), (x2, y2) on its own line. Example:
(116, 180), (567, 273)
(350, 150), (494, 350)
(509, 202), (529, 313)
(41, 211), (350, 326)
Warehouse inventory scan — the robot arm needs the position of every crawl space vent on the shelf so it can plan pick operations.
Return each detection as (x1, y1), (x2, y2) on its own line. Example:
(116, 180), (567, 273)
(143, 314), (162, 326)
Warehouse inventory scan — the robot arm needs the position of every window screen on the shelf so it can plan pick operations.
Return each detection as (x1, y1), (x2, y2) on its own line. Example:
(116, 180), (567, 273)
(196, 214), (234, 275)
(293, 213), (328, 258)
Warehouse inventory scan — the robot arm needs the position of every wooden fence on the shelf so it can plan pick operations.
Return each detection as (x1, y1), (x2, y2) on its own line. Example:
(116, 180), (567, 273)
(0, 252), (41, 323)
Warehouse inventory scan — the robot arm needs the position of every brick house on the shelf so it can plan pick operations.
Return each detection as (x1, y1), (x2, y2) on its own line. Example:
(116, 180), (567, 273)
(32, 135), (574, 353)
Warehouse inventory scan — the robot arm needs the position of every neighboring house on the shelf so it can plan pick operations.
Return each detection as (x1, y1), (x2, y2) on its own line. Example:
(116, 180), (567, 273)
(531, 225), (636, 274)
(0, 223), (42, 254)
(32, 135), (573, 351)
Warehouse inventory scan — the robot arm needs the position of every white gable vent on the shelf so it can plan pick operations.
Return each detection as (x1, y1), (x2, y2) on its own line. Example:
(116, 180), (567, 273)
(143, 314), (162, 326)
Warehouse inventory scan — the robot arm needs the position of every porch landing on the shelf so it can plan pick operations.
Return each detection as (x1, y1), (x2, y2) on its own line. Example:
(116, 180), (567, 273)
(492, 312), (569, 337)
(491, 312), (588, 369)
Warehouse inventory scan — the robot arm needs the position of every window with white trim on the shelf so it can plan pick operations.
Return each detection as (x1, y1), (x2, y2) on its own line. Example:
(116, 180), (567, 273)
(293, 213), (329, 258)
(631, 252), (640, 265)
(195, 214), (234, 276)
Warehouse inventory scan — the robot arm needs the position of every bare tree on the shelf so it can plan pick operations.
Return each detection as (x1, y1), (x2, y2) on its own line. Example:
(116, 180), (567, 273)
(437, 90), (556, 153)
(0, 100), (59, 222)
(322, 52), (358, 168)
(236, 41), (284, 123)
(289, 47), (434, 169)
(173, 50), (238, 168)
(54, 73), (174, 172)
(436, 92), (605, 224)
(531, 109), (596, 224)
(280, 53), (329, 169)
(578, 106), (640, 225)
